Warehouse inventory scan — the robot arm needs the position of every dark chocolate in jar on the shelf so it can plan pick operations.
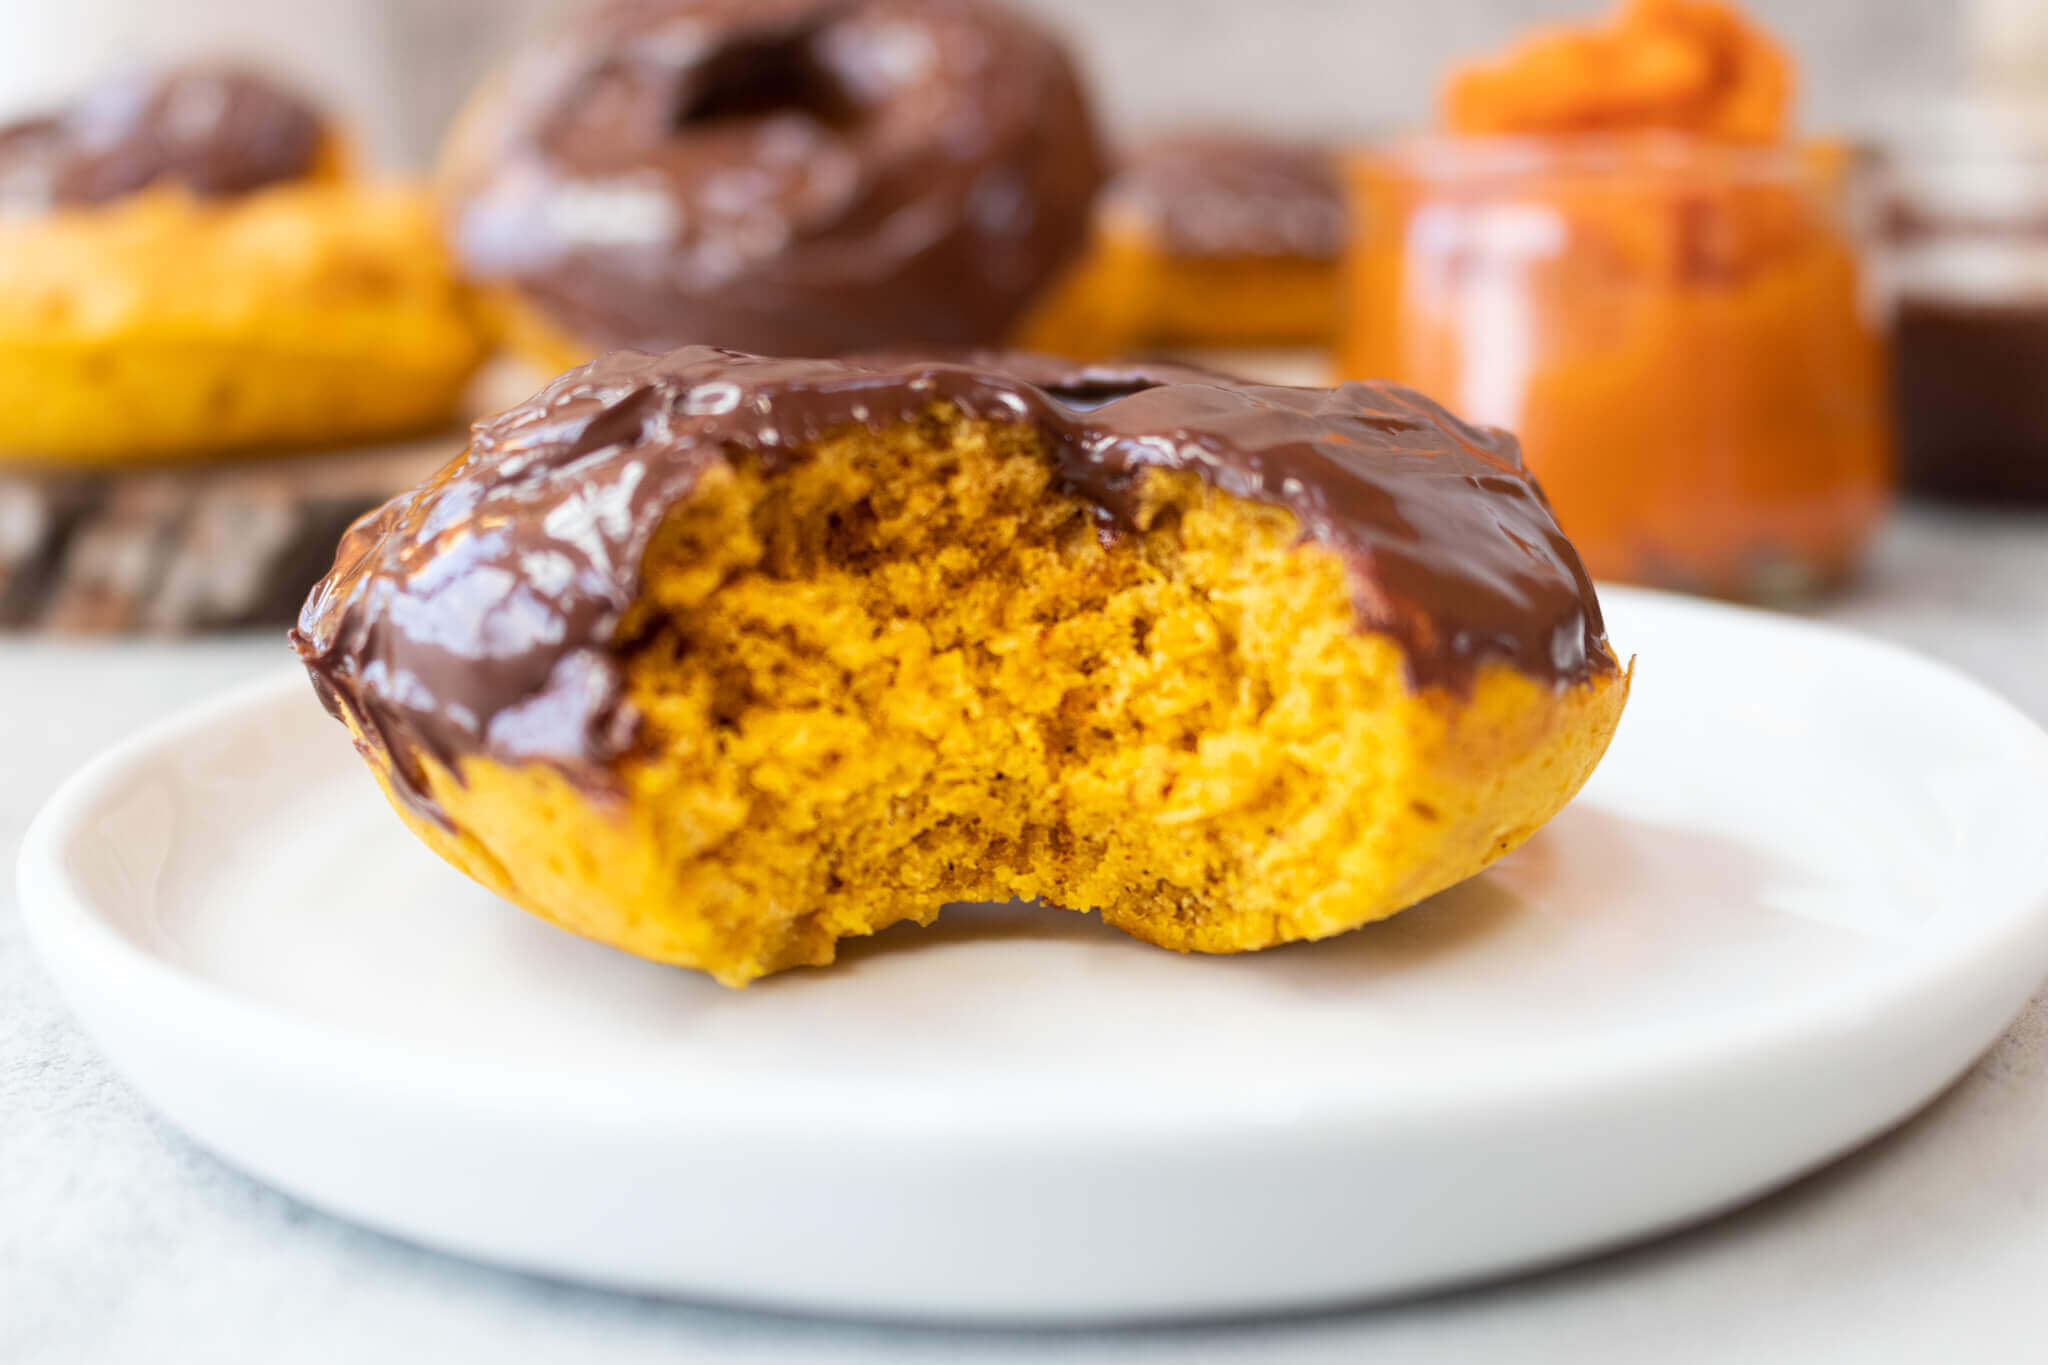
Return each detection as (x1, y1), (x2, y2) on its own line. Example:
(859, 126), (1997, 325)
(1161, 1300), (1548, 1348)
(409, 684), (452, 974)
(1894, 297), (2048, 503)
(442, 0), (1107, 357)
(291, 348), (1615, 822)
(0, 66), (325, 213)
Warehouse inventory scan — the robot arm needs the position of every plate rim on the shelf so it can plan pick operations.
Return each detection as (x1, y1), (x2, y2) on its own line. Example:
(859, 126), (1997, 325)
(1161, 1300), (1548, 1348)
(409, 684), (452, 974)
(20, 585), (2048, 1140)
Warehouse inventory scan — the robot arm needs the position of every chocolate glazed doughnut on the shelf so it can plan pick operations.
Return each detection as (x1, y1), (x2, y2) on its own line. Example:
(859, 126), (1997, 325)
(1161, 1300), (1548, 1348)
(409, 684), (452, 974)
(0, 65), (329, 211)
(0, 64), (484, 471)
(294, 348), (1628, 985)
(442, 0), (1108, 360)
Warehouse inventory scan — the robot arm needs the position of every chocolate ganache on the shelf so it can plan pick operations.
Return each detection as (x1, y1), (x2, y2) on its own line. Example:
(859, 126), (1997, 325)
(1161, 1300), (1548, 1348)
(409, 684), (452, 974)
(441, 0), (1106, 356)
(294, 348), (1612, 811)
(1115, 134), (1346, 261)
(0, 66), (324, 214)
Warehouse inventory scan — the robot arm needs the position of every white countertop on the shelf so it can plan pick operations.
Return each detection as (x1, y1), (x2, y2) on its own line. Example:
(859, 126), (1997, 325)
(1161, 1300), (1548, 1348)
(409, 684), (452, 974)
(7, 506), (2048, 1364)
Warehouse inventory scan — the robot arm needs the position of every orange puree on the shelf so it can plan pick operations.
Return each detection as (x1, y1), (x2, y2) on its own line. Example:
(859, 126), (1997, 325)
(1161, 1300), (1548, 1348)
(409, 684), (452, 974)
(1343, 1), (1888, 598)
(1444, 0), (1792, 144)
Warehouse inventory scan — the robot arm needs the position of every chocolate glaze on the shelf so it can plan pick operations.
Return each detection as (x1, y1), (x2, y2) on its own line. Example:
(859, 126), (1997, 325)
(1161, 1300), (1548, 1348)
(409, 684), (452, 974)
(1114, 133), (1346, 261)
(293, 348), (1612, 819)
(0, 66), (324, 214)
(444, 0), (1106, 356)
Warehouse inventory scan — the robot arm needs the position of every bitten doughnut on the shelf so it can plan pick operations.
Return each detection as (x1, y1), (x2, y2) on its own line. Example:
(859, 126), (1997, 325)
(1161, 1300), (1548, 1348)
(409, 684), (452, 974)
(0, 65), (485, 466)
(440, 0), (1106, 371)
(294, 348), (1628, 987)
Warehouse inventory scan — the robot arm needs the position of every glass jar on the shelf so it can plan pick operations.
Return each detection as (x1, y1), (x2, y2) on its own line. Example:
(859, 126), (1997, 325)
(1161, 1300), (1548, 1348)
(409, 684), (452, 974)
(1884, 100), (2048, 503)
(1343, 136), (1892, 600)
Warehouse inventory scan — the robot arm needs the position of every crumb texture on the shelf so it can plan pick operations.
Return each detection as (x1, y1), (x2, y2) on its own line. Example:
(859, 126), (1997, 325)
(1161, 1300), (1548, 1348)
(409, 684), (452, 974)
(378, 409), (1627, 985)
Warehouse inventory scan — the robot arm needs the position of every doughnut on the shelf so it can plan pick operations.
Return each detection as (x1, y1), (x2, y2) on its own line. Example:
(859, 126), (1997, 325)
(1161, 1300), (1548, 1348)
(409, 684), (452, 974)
(0, 66), (486, 466)
(0, 65), (337, 205)
(294, 348), (1628, 987)
(1118, 134), (1346, 348)
(440, 0), (1107, 371)
(1031, 134), (1348, 356)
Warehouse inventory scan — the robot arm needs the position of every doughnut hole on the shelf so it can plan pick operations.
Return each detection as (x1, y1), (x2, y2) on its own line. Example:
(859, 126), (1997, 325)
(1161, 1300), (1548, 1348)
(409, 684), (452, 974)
(672, 28), (859, 130)
(371, 407), (1626, 985)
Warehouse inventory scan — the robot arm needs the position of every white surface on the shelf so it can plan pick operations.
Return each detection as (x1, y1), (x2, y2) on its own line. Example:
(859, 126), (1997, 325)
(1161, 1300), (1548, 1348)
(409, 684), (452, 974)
(10, 510), (2048, 1357)
(18, 590), (2048, 1324)
(0, 1), (1960, 168)
(0, 0), (554, 169)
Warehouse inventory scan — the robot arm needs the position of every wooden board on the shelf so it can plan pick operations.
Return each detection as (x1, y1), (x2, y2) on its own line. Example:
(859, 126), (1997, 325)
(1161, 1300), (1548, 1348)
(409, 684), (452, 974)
(0, 434), (459, 633)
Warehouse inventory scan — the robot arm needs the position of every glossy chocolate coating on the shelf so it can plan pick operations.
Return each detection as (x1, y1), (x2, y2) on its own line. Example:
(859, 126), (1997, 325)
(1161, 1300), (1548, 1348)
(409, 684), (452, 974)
(295, 348), (1612, 816)
(444, 0), (1106, 356)
(0, 66), (324, 213)
(1114, 133), (1346, 261)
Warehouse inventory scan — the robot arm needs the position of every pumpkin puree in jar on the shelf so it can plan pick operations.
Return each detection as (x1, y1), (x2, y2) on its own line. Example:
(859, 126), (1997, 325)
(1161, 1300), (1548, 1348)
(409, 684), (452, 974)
(1443, 0), (1791, 143)
(1345, 0), (1890, 596)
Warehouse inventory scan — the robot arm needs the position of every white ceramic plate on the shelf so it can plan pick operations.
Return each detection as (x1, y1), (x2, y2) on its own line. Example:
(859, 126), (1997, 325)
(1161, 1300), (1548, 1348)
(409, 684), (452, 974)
(20, 588), (2048, 1324)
